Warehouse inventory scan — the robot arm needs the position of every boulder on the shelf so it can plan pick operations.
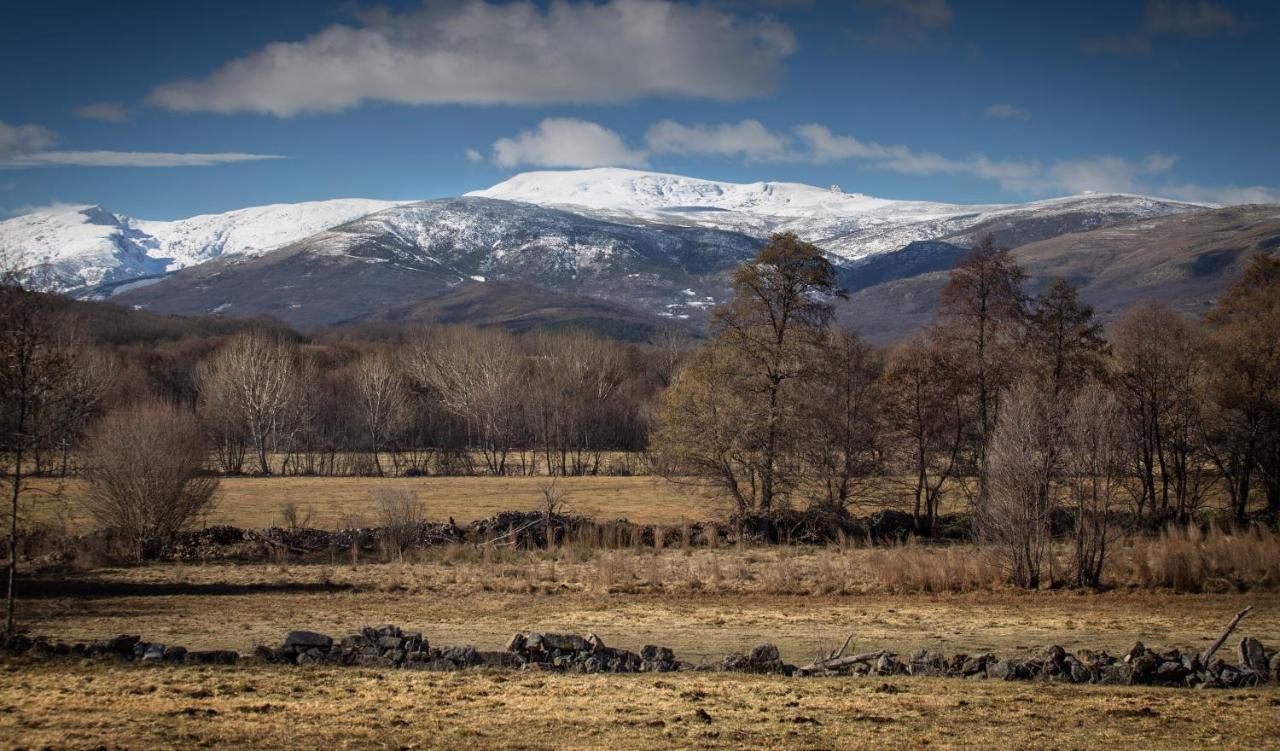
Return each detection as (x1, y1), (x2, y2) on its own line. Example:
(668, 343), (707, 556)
(506, 632), (527, 653)
(284, 631), (333, 650)
(185, 650), (239, 665)
(1237, 638), (1268, 676)
(141, 644), (166, 663)
(586, 633), (606, 653)
(749, 644), (780, 664)
(987, 659), (1018, 681)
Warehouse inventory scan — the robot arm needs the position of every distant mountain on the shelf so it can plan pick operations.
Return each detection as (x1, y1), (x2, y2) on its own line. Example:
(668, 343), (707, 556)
(839, 204), (1280, 343)
(470, 168), (1205, 260)
(4, 167), (1250, 341)
(113, 197), (760, 329)
(0, 198), (406, 292)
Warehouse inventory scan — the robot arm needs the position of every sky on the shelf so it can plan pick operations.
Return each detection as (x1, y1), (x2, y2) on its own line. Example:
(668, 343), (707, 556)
(1, 0), (1278, 219)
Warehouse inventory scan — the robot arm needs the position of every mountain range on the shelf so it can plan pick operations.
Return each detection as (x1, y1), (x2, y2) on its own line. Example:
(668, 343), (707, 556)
(3, 168), (1276, 342)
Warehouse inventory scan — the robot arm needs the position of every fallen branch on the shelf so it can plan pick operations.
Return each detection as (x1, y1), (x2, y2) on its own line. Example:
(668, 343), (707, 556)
(829, 633), (855, 661)
(1201, 606), (1252, 666)
(797, 649), (885, 675)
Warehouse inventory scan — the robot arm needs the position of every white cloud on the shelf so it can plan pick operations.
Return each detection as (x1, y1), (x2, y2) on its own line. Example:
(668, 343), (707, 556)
(464, 148), (484, 163)
(491, 118), (646, 168)
(75, 101), (128, 122)
(0, 120), (283, 169)
(485, 117), (1277, 205)
(645, 119), (791, 162)
(1161, 184), (1280, 206)
(4, 151), (284, 168)
(983, 103), (1030, 121)
(147, 0), (796, 117)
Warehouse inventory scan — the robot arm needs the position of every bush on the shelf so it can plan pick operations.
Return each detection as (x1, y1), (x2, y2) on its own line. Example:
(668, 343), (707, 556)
(79, 401), (219, 560)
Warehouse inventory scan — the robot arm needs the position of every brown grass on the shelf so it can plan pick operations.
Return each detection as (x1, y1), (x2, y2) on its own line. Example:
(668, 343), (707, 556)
(0, 661), (1275, 750)
(25, 475), (725, 531)
(20, 550), (1280, 664)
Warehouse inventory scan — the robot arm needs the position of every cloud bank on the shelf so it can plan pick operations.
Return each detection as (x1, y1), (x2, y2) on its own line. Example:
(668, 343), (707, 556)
(147, 0), (795, 117)
(0, 121), (282, 169)
(480, 118), (1277, 205)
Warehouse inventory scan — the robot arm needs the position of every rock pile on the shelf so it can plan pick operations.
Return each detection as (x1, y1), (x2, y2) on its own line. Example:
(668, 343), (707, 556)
(722, 643), (798, 675)
(505, 631), (691, 672)
(2, 632), (237, 664)
(255, 626), (517, 670)
(792, 639), (1277, 688)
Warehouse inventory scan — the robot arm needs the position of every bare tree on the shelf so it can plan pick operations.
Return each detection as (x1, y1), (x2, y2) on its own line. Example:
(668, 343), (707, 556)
(80, 401), (219, 560)
(197, 332), (301, 475)
(654, 233), (843, 514)
(986, 379), (1065, 588)
(1064, 385), (1128, 588)
(0, 288), (113, 632)
(878, 334), (967, 534)
(1111, 302), (1212, 520)
(800, 328), (881, 514)
(404, 326), (524, 475)
(935, 235), (1026, 525)
(353, 350), (409, 476)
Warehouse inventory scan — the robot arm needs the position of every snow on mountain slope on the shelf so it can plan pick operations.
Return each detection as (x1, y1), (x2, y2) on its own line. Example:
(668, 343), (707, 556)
(0, 198), (407, 292)
(470, 168), (1206, 260)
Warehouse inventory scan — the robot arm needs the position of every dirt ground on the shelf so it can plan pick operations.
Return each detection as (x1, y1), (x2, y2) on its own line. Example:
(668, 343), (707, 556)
(0, 661), (1276, 750)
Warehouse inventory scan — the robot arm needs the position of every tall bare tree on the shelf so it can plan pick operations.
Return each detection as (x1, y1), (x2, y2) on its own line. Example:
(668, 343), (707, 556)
(405, 326), (524, 475)
(197, 332), (301, 475)
(1064, 385), (1128, 588)
(0, 288), (112, 631)
(986, 379), (1066, 588)
(1111, 303), (1211, 520)
(353, 349), (409, 476)
(935, 234), (1026, 525)
(878, 334), (967, 534)
(1204, 255), (1280, 523)
(800, 328), (881, 514)
(653, 233), (843, 514)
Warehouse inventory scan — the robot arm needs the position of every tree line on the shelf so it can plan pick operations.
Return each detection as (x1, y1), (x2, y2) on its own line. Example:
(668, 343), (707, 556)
(651, 233), (1280, 542)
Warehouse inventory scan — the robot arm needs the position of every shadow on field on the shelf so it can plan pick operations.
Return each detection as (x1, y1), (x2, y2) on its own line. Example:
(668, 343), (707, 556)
(19, 577), (354, 599)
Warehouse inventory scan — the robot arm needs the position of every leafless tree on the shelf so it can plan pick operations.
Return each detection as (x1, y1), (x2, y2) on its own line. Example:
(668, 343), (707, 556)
(1064, 385), (1129, 588)
(986, 379), (1065, 588)
(404, 326), (524, 475)
(0, 288), (114, 631)
(878, 334), (967, 534)
(1111, 302), (1212, 520)
(801, 328), (881, 514)
(935, 235), (1026, 525)
(353, 350), (409, 476)
(197, 332), (301, 475)
(80, 401), (219, 560)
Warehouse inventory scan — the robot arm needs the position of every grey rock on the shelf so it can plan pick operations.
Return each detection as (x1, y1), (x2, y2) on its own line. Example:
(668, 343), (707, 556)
(1238, 637), (1268, 676)
(749, 643), (780, 664)
(141, 644), (166, 663)
(987, 659), (1018, 681)
(506, 632), (527, 653)
(284, 630), (333, 650)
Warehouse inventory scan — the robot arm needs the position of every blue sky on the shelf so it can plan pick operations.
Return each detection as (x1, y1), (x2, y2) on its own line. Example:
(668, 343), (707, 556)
(1, 0), (1277, 219)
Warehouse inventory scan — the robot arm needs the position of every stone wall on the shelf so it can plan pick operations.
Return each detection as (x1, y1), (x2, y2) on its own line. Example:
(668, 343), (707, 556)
(5, 627), (1277, 689)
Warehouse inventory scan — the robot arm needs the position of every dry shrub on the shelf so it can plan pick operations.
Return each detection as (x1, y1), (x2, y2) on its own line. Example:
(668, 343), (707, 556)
(1118, 524), (1280, 592)
(79, 401), (219, 560)
(373, 487), (426, 561)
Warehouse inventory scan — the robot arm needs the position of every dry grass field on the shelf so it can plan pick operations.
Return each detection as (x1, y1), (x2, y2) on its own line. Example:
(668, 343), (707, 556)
(1, 661), (1276, 750)
(20, 552), (1280, 663)
(28, 475), (729, 531)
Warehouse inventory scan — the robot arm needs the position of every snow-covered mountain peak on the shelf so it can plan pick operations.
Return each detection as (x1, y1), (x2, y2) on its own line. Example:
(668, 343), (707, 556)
(0, 197), (411, 292)
(470, 167), (944, 218)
